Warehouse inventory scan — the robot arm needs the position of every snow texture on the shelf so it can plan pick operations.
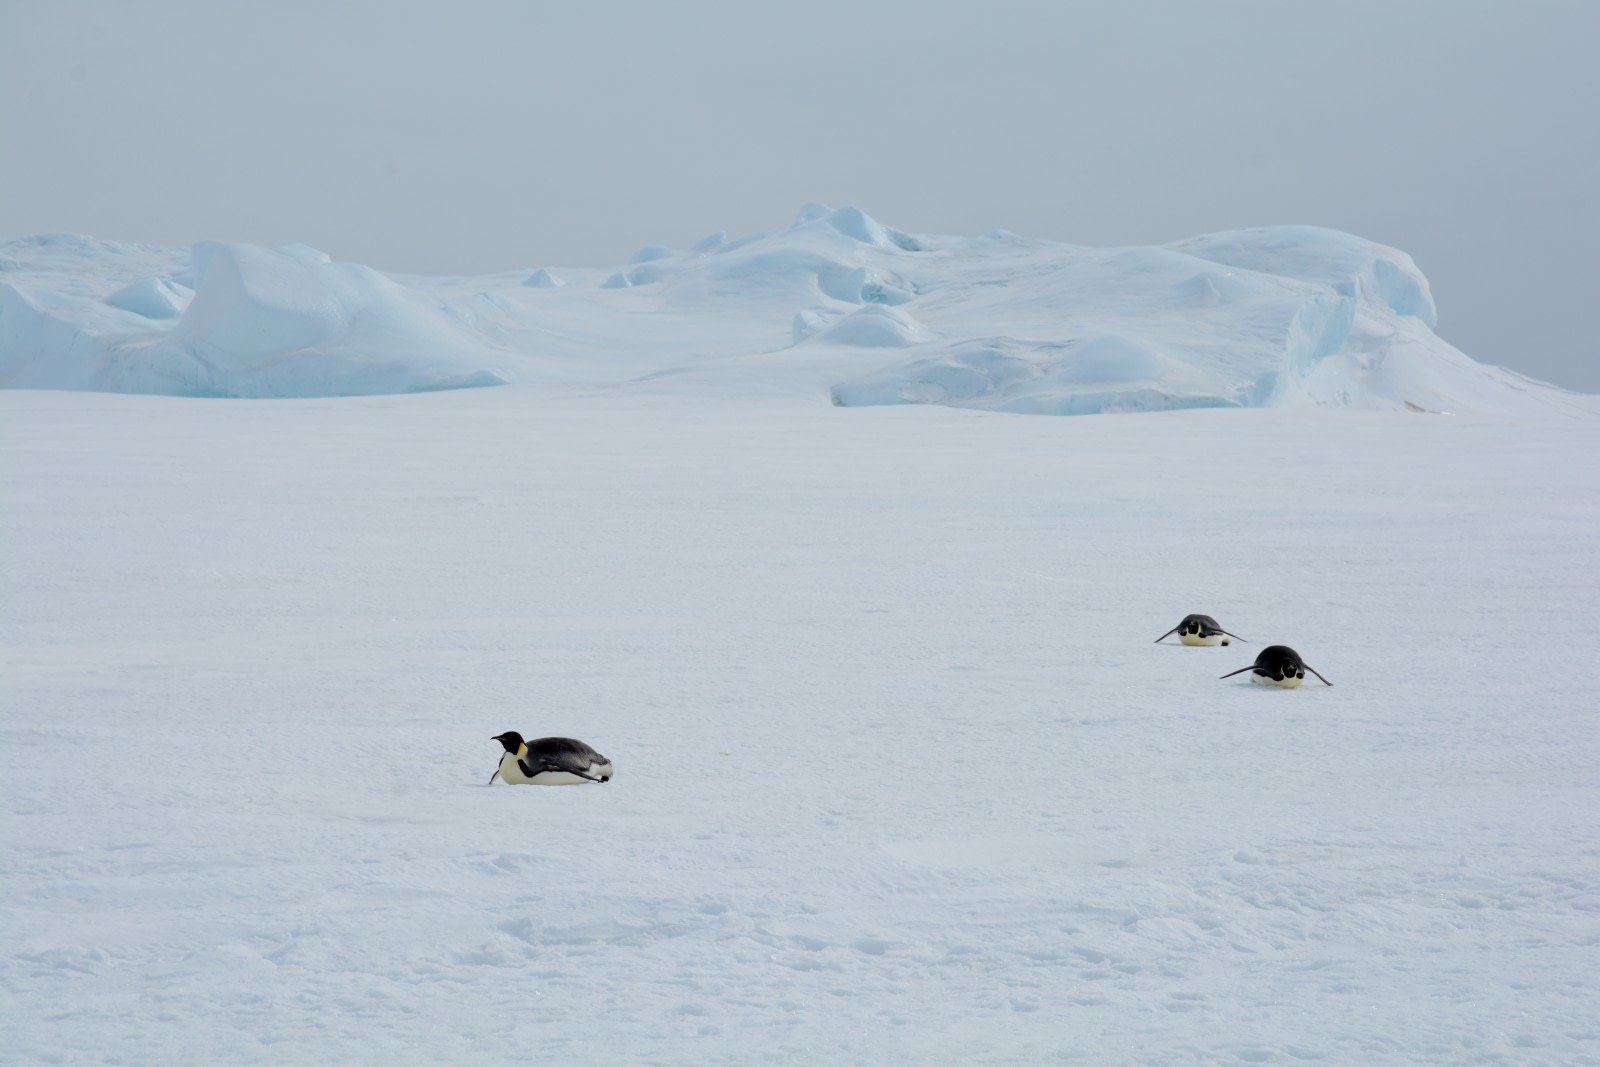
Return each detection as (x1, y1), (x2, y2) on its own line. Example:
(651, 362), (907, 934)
(3, 381), (1598, 1066)
(3, 208), (1592, 416)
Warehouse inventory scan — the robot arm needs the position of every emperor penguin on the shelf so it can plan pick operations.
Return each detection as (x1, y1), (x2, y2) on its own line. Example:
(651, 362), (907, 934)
(488, 731), (614, 785)
(1154, 614), (1245, 647)
(1219, 645), (1332, 688)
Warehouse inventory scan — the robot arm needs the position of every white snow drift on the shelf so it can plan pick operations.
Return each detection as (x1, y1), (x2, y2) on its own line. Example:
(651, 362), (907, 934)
(1, 207), (1586, 415)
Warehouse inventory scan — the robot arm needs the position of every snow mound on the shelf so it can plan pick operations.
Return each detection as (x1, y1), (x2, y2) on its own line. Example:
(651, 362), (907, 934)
(0, 210), (1588, 414)
(162, 243), (518, 396)
(105, 276), (192, 319)
(1172, 225), (1437, 328)
(792, 203), (923, 251)
(808, 304), (930, 348)
(1, 241), (514, 396)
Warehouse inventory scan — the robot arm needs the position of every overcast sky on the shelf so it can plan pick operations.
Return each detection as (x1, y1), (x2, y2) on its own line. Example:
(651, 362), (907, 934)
(2, 0), (1595, 390)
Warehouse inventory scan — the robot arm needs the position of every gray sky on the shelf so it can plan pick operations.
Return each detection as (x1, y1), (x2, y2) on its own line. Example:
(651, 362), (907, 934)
(3, 0), (1595, 390)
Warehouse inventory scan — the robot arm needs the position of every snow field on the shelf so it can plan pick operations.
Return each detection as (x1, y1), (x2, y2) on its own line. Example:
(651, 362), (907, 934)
(3, 387), (1597, 1065)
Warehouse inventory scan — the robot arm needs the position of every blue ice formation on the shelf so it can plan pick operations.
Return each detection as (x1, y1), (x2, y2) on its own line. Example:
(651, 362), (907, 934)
(0, 207), (1569, 413)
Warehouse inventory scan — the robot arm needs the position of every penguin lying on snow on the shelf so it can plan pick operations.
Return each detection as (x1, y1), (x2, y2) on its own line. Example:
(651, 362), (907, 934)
(1219, 645), (1332, 688)
(1154, 614), (1245, 647)
(489, 731), (613, 785)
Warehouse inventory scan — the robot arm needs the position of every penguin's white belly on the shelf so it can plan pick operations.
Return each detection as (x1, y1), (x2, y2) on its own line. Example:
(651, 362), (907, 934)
(498, 752), (597, 786)
(1251, 672), (1303, 689)
(1179, 632), (1228, 646)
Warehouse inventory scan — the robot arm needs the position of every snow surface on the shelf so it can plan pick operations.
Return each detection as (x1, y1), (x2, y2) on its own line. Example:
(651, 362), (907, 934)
(3, 207), (1593, 417)
(3, 381), (1598, 1066)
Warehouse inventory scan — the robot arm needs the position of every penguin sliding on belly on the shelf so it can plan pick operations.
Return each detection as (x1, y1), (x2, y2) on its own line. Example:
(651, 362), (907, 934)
(489, 731), (614, 785)
(1219, 645), (1332, 688)
(1154, 614), (1245, 647)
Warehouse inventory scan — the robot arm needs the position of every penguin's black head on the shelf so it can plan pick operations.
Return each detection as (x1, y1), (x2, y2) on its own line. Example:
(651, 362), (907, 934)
(492, 731), (524, 753)
(1254, 645), (1303, 676)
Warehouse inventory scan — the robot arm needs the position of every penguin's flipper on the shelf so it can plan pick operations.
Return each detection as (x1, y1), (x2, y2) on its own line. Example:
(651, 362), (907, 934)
(1217, 630), (1247, 643)
(1304, 664), (1334, 686)
(1153, 625), (1182, 644)
(1218, 665), (1259, 680)
(521, 756), (604, 783)
(487, 767), (501, 785)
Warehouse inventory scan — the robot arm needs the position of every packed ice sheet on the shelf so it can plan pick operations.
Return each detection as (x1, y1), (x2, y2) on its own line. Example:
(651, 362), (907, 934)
(2, 207), (1586, 415)
(2, 386), (1597, 1065)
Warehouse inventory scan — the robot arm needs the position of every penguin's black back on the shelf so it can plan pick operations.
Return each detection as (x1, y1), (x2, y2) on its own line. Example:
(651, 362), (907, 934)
(1254, 645), (1304, 680)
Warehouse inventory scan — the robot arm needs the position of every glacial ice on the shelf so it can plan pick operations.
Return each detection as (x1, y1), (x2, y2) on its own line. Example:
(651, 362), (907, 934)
(0, 206), (1586, 414)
